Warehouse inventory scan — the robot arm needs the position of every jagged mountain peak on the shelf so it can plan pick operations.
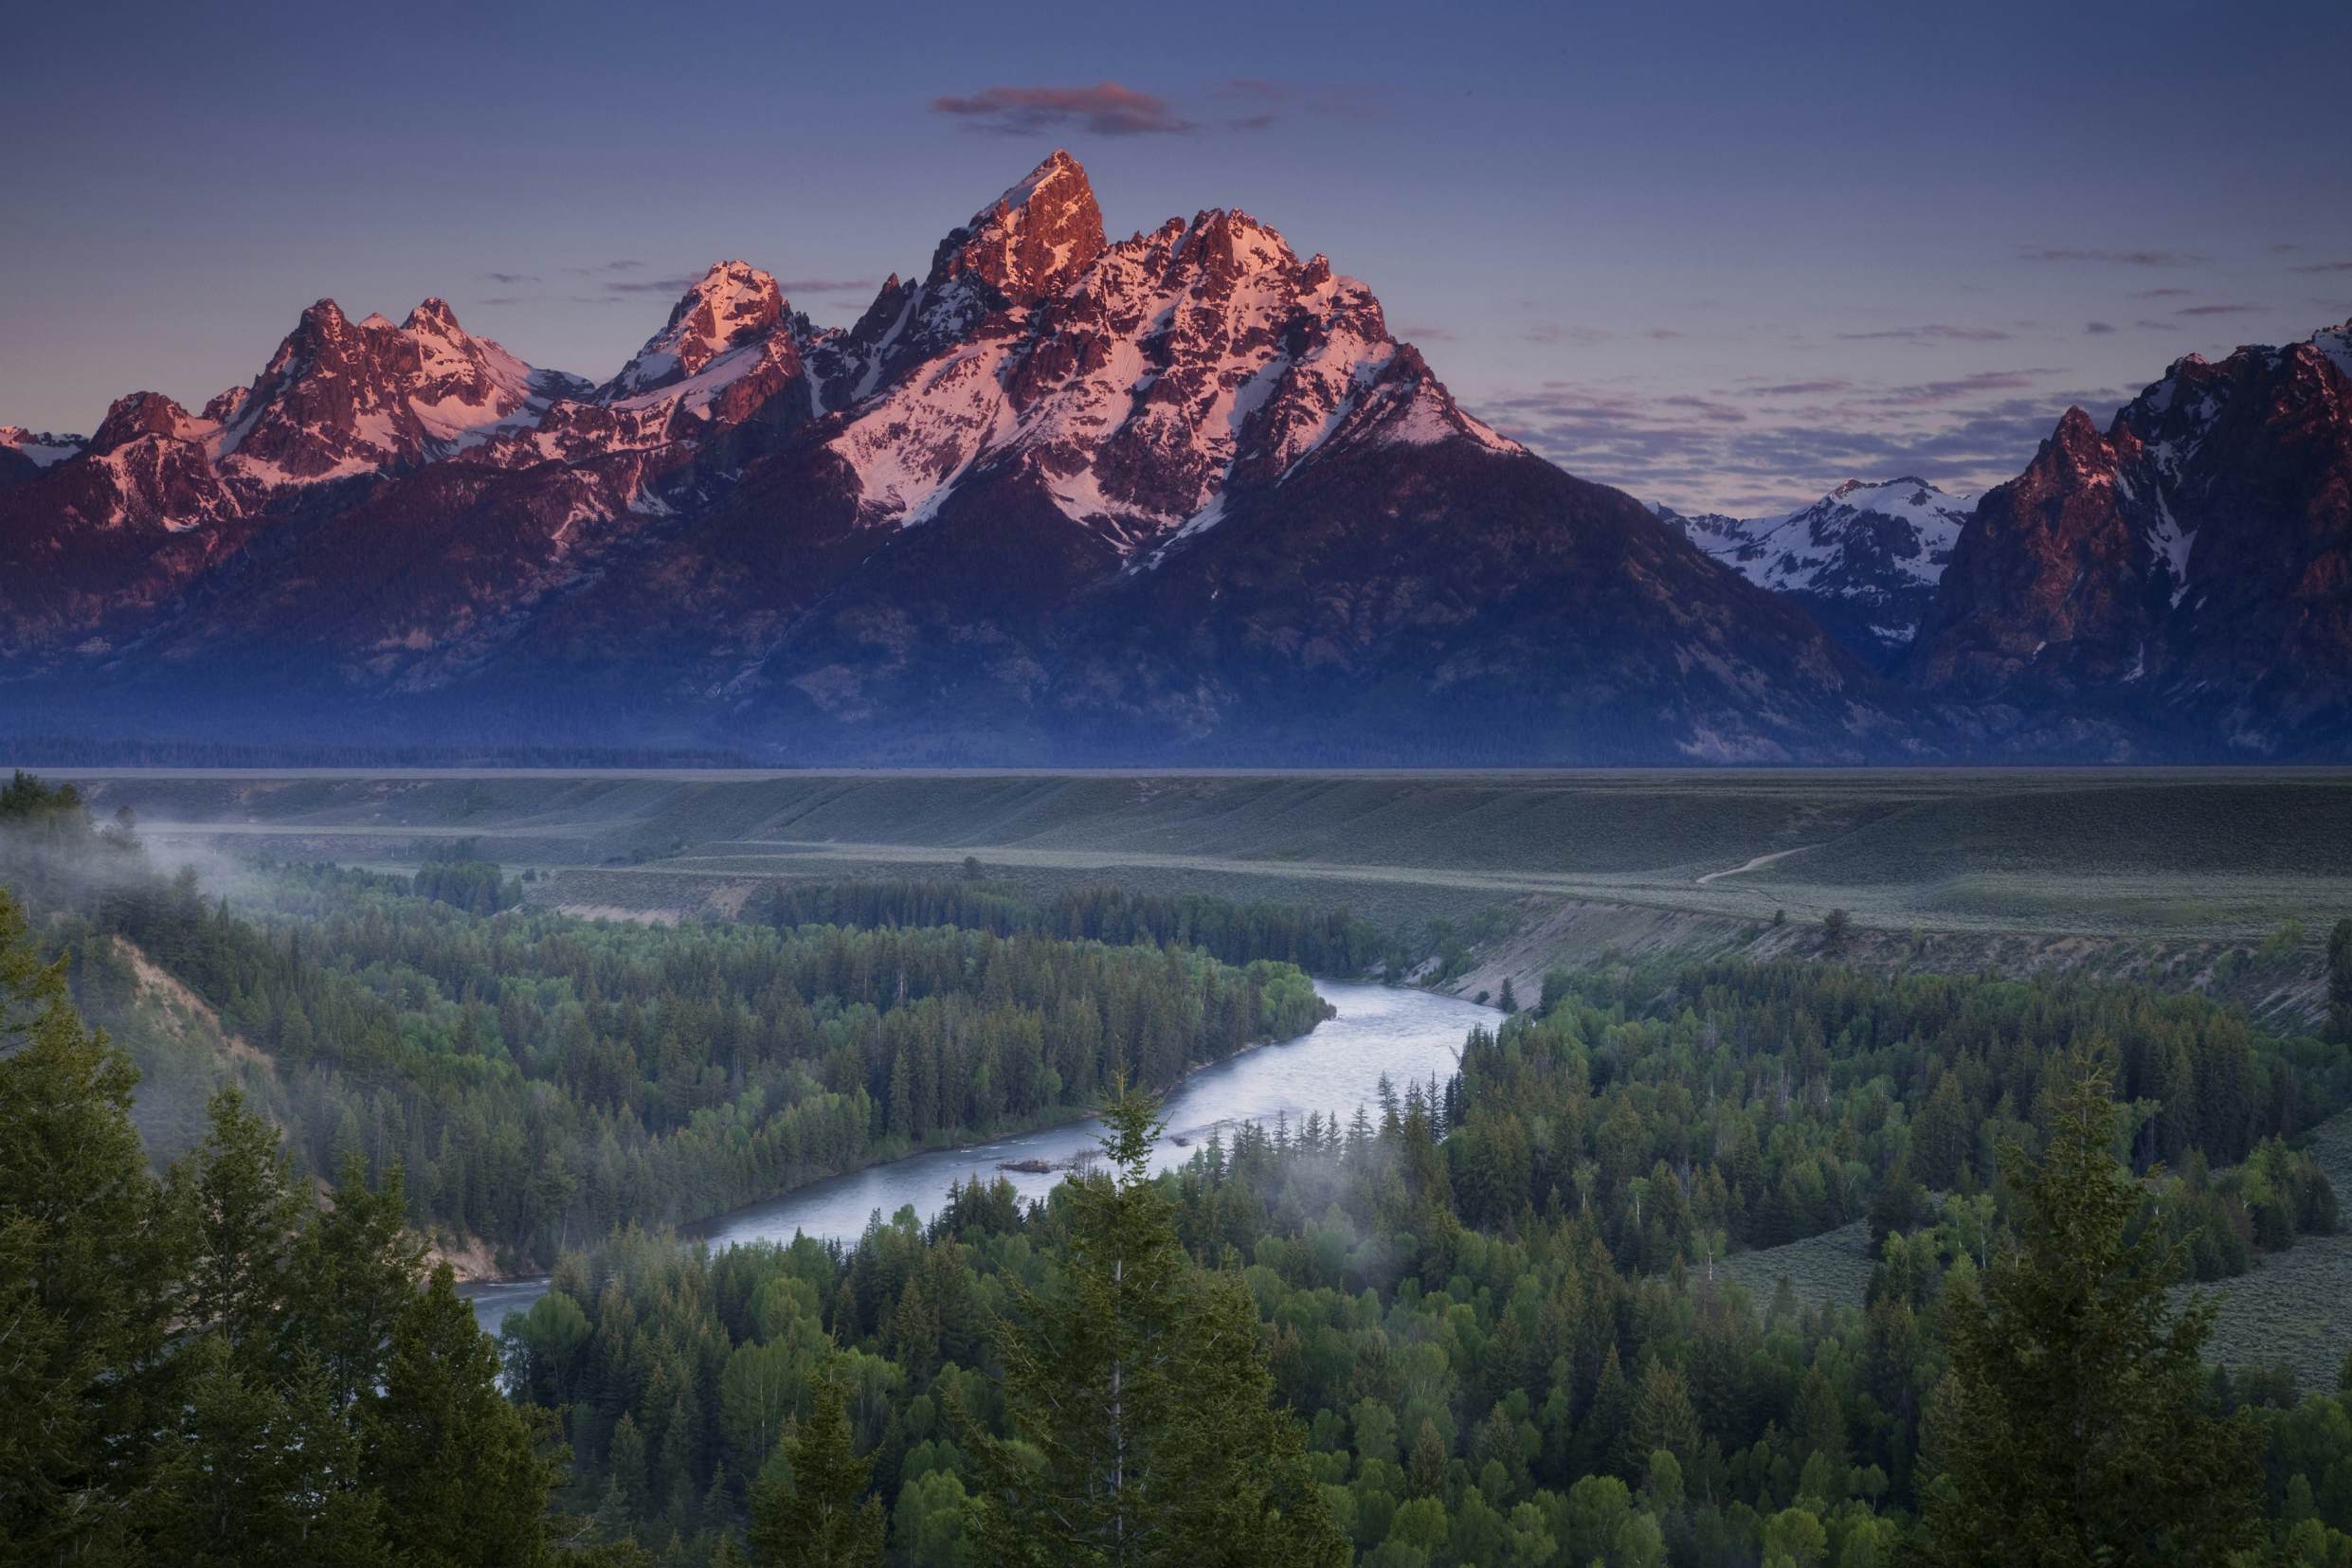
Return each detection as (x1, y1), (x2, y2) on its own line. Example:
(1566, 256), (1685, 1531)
(2315, 320), (2352, 381)
(404, 297), (463, 335)
(1658, 475), (1973, 668)
(929, 148), (1106, 305)
(604, 261), (787, 401)
(89, 390), (221, 455)
(809, 157), (1512, 551)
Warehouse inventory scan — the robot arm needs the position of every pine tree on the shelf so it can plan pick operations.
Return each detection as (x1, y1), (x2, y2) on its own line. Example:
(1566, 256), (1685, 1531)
(746, 1375), (883, 1568)
(173, 1085), (306, 1364)
(367, 1264), (562, 1568)
(1627, 1355), (1703, 1473)
(1822, 908), (1854, 956)
(964, 1076), (1348, 1567)
(1407, 1416), (1449, 1497)
(1909, 1049), (2265, 1566)
(299, 1151), (427, 1410)
(0, 888), (185, 1558)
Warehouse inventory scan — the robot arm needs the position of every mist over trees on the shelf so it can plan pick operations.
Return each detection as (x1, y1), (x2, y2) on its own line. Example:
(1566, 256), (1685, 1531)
(10, 771), (2352, 1564)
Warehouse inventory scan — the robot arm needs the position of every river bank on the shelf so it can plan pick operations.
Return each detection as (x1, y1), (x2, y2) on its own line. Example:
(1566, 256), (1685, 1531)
(465, 980), (1491, 1334)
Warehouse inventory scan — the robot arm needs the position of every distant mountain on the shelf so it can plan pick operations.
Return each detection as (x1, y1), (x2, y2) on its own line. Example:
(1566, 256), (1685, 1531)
(2, 157), (2346, 763)
(1, 425), (83, 489)
(1910, 323), (2352, 756)
(0, 152), (1886, 764)
(1655, 477), (1972, 667)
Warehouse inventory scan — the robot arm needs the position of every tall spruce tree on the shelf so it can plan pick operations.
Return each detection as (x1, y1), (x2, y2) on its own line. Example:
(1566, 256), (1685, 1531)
(0, 887), (185, 1560)
(1909, 1049), (2265, 1566)
(365, 1265), (563, 1568)
(965, 1077), (1348, 1568)
(746, 1374), (884, 1568)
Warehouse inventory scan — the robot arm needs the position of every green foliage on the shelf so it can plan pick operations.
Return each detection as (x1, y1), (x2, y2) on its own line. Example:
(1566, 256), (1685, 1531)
(1822, 908), (1854, 954)
(1911, 1050), (2266, 1565)
(748, 1376), (883, 1568)
(0, 898), (559, 1566)
(6, 784), (1338, 1267)
(756, 877), (1386, 978)
(413, 859), (523, 916)
(0, 884), (181, 1559)
(965, 1078), (1348, 1566)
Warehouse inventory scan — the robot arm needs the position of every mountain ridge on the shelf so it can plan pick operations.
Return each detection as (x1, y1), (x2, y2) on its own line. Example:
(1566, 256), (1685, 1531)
(2, 154), (2345, 764)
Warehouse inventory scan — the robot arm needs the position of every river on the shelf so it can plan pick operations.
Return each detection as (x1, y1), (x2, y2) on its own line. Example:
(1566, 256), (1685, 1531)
(464, 980), (1493, 1336)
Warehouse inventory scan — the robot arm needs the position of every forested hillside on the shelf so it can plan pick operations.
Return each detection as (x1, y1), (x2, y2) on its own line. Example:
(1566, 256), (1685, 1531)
(12, 769), (2352, 1564)
(2, 775), (1330, 1269)
(508, 964), (2352, 1565)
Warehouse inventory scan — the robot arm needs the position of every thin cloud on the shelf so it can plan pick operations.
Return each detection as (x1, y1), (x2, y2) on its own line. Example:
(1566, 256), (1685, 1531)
(2019, 246), (2206, 266)
(2176, 302), (2266, 316)
(2131, 287), (2194, 299)
(2085, 320), (2119, 334)
(1474, 368), (2135, 516)
(1873, 369), (2064, 407)
(1746, 379), (1855, 396)
(1398, 323), (1458, 342)
(1214, 78), (1287, 130)
(1836, 324), (2014, 342)
(776, 278), (878, 295)
(604, 276), (703, 297)
(1524, 322), (1609, 347)
(482, 271), (540, 285)
(1203, 78), (1386, 130)
(932, 81), (1196, 136)
(2289, 260), (2352, 275)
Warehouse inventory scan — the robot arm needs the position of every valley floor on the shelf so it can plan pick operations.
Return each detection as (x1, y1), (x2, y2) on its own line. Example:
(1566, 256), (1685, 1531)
(51, 765), (2350, 1028)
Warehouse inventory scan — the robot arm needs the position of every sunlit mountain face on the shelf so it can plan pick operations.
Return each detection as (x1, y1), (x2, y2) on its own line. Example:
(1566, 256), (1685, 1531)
(1, 155), (2346, 764)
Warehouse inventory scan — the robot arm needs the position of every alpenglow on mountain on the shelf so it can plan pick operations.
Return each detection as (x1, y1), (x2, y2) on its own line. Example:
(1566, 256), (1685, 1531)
(1, 154), (2347, 764)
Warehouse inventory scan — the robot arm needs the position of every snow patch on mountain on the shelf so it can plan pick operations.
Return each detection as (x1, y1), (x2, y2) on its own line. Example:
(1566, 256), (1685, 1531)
(604, 261), (787, 401)
(2, 426), (87, 468)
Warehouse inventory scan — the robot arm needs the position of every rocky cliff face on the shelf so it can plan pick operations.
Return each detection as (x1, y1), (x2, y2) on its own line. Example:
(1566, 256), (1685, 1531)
(4, 155), (2343, 762)
(1911, 325), (2352, 753)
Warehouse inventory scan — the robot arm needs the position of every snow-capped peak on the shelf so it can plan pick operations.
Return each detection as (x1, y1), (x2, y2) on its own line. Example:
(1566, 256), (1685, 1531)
(604, 261), (787, 400)
(817, 175), (1514, 558)
(929, 148), (1106, 305)
(2, 424), (88, 468)
(2313, 319), (2352, 387)
(1658, 476), (1973, 663)
(90, 391), (213, 454)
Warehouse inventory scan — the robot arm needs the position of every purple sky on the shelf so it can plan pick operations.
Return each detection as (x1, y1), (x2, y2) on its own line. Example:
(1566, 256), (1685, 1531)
(4, 0), (2347, 515)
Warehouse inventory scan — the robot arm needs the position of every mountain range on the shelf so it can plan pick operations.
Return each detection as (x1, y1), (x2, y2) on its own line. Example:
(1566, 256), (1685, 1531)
(3, 153), (2347, 764)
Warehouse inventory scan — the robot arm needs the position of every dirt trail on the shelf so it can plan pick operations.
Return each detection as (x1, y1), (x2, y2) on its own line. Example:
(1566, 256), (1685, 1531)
(1695, 845), (1818, 885)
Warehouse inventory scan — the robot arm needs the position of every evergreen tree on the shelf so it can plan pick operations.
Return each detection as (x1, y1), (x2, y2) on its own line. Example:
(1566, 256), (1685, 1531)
(746, 1375), (883, 1568)
(367, 1265), (562, 1568)
(965, 1077), (1348, 1567)
(297, 1153), (428, 1413)
(1909, 1050), (2265, 1566)
(0, 888), (184, 1559)
(1821, 909), (1854, 956)
(173, 1086), (306, 1364)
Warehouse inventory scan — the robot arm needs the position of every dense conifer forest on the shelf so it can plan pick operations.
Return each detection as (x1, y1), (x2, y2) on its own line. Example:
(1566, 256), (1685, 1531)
(10, 770), (2352, 1565)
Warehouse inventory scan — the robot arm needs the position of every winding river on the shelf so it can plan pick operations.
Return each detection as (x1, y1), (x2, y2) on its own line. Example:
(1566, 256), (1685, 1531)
(464, 980), (1493, 1336)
